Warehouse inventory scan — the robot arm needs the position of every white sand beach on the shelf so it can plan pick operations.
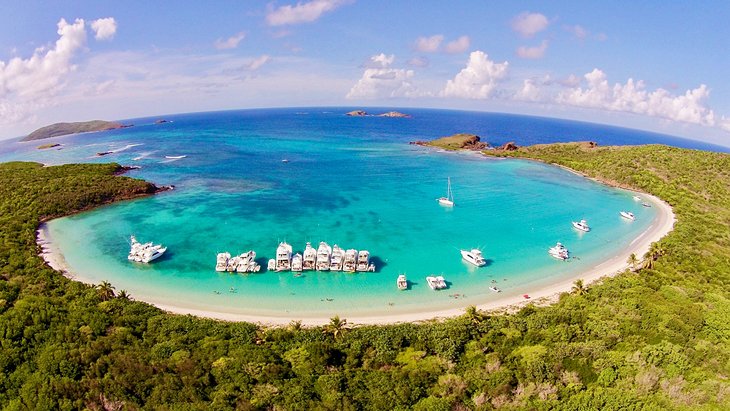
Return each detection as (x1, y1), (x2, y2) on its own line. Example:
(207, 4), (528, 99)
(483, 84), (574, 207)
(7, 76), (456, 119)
(37, 185), (675, 327)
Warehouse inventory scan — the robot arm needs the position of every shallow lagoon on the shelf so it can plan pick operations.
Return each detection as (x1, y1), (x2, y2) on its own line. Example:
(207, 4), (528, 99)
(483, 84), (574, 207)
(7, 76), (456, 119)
(27, 109), (659, 319)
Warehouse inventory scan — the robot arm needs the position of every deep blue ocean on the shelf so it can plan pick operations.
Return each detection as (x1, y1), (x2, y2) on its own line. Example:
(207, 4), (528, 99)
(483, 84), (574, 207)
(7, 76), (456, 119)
(0, 107), (708, 321)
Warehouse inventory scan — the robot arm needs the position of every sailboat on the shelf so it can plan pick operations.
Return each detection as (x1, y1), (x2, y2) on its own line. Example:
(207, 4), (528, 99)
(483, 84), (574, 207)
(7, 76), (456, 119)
(437, 177), (455, 207)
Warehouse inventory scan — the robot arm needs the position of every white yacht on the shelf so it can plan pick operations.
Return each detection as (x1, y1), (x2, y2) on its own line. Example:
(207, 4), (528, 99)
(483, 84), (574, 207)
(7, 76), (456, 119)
(633, 195), (642, 201)
(226, 255), (240, 272)
(489, 286), (501, 293)
(128, 235), (167, 263)
(343, 249), (358, 272)
(572, 219), (590, 232)
(316, 241), (332, 271)
(620, 211), (635, 220)
(548, 242), (569, 260)
(461, 249), (486, 267)
(267, 259), (276, 271)
(302, 242), (317, 270)
(426, 275), (447, 290)
(236, 251), (260, 273)
(397, 274), (408, 290)
(291, 253), (303, 272)
(437, 177), (455, 207)
(215, 252), (230, 272)
(275, 242), (293, 271)
(642, 202), (651, 208)
(356, 250), (370, 272)
(330, 245), (345, 271)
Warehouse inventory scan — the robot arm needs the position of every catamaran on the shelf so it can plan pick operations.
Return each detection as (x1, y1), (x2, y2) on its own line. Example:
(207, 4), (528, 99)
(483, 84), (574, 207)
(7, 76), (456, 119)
(572, 219), (590, 232)
(461, 248), (486, 267)
(426, 275), (447, 290)
(437, 177), (454, 207)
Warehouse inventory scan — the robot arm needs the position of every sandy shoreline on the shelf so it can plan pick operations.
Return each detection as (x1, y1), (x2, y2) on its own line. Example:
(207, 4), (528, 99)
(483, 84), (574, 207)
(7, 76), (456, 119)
(37, 186), (675, 327)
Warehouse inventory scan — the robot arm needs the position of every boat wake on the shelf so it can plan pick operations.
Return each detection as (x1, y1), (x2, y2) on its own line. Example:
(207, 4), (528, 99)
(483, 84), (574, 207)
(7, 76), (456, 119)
(110, 143), (143, 153)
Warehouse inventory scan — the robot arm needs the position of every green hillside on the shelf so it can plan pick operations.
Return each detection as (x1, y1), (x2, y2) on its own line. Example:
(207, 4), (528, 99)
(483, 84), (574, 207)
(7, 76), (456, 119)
(22, 120), (125, 141)
(0, 144), (728, 409)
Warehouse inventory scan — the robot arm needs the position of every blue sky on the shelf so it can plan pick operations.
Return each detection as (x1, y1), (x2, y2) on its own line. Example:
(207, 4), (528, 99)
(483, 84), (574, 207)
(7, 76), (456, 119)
(1, 1), (729, 145)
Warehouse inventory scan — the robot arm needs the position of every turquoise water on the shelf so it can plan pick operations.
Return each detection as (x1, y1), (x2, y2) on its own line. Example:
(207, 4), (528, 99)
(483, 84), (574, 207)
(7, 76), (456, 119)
(3, 108), (663, 319)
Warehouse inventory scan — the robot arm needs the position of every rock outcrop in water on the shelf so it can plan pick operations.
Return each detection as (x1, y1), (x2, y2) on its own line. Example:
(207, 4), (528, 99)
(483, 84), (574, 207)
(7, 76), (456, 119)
(346, 110), (411, 118)
(23, 120), (130, 141)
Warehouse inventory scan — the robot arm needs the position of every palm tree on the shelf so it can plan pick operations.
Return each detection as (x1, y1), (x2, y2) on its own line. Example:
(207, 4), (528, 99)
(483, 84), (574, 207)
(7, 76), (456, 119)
(117, 290), (130, 300)
(627, 253), (639, 271)
(464, 305), (483, 326)
(571, 279), (587, 296)
(643, 242), (666, 269)
(323, 315), (348, 339)
(288, 320), (302, 333)
(97, 281), (116, 301)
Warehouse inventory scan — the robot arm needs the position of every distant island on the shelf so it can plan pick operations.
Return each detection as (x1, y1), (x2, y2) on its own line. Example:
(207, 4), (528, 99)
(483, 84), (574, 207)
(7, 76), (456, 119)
(22, 120), (130, 142)
(411, 133), (489, 150)
(346, 110), (411, 118)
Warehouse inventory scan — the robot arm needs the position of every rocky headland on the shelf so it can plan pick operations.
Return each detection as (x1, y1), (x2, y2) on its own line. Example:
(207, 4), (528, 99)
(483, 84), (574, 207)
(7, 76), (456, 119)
(22, 120), (131, 142)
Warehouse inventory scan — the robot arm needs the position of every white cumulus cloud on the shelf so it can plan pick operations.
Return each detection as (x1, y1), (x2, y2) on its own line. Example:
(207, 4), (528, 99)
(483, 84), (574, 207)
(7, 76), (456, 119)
(0, 18), (87, 125)
(91, 17), (117, 41)
(515, 79), (542, 102)
(557, 68), (717, 127)
(266, 0), (348, 26)
(441, 51), (509, 99)
(214, 32), (247, 50)
(511, 12), (549, 37)
(415, 35), (443, 53)
(444, 35), (470, 54)
(516, 40), (548, 59)
(346, 54), (418, 99)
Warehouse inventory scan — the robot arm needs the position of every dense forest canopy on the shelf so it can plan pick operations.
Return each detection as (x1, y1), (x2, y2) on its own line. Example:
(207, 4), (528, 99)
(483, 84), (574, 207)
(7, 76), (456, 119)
(0, 144), (729, 409)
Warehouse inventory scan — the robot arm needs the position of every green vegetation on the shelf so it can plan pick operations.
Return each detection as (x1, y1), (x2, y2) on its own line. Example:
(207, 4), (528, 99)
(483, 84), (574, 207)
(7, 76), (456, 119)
(426, 133), (487, 150)
(1, 143), (729, 409)
(22, 120), (125, 141)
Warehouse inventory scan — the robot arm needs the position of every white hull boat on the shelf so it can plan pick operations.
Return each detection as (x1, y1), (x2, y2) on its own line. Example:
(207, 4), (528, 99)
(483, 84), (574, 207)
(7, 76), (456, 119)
(291, 253), (303, 272)
(275, 242), (293, 271)
(316, 241), (332, 271)
(129, 235), (167, 264)
(461, 249), (486, 267)
(343, 249), (358, 272)
(548, 242), (569, 260)
(620, 211), (635, 220)
(437, 177), (455, 207)
(397, 274), (408, 290)
(303, 242), (317, 270)
(330, 245), (345, 271)
(426, 275), (447, 290)
(572, 219), (590, 232)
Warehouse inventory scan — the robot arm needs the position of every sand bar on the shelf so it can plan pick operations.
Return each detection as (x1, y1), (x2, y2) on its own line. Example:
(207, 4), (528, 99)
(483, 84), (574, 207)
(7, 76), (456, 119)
(37, 183), (675, 327)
